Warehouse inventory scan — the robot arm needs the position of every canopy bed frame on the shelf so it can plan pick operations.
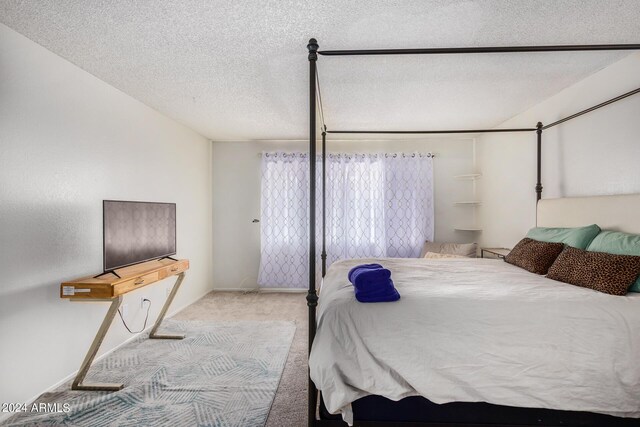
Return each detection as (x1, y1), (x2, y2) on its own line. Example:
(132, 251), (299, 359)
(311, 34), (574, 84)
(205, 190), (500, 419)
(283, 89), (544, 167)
(305, 38), (640, 427)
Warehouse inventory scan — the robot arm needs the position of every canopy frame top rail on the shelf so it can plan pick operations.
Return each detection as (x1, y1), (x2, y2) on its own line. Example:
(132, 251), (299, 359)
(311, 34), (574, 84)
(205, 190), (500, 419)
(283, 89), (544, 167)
(318, 43), (640, 56)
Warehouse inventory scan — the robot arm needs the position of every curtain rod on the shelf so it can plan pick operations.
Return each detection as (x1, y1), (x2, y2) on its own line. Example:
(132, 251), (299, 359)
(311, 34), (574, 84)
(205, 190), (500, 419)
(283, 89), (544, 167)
(256, 151), (437, 157)
(327, 128), (535, 134)
(318, 44), (640, 56)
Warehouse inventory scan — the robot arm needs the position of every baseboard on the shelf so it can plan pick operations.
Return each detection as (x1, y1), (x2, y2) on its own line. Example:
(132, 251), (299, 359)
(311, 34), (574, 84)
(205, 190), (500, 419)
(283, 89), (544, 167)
(2, 287), (214, 424)
(259, 288), (306, 293)
(213, 288), (307, 294)
(6, 329), (147, 424)
(212, 287), (306, 293)
(166, 287), (212, 318)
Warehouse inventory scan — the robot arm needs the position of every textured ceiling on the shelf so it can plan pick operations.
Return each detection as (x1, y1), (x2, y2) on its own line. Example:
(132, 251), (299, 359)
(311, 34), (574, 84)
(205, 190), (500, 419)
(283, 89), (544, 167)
(1, 1), (640, 140)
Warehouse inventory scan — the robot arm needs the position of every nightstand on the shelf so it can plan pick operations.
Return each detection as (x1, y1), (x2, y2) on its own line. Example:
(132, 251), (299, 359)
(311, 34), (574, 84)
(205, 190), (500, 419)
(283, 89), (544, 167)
(481, 247), (511, 259)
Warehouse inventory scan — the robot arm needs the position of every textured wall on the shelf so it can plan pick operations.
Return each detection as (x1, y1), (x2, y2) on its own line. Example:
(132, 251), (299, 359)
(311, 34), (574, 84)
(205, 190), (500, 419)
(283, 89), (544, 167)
(477, 52), (640, 249)
(0, 24), (212, 410)
(211, 138), (476, 290)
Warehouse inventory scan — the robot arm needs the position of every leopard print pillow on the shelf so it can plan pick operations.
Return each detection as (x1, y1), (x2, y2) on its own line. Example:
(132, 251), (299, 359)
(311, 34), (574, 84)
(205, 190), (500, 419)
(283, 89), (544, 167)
(504, 238), (564, 275)
(546, 246), (640, 296)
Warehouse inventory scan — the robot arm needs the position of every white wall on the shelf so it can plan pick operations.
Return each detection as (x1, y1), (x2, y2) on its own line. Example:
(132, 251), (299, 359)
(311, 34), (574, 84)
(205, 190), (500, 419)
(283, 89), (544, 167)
(212, 138), (476, 290)
(478, 53), (640, 248)
(0, 24), (213, 410)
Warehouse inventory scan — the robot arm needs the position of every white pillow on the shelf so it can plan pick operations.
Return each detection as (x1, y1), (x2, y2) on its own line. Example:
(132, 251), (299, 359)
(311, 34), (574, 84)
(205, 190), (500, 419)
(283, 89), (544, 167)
(419, 241), (477, 258)
(424, 251), (468, 259)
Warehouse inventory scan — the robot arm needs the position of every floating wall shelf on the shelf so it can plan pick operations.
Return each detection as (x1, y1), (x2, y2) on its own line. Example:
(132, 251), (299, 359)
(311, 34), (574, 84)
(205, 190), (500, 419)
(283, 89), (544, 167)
(453, 139), (481, 233)
(454, 201), (482, 205)
(454, 173), (482, 180)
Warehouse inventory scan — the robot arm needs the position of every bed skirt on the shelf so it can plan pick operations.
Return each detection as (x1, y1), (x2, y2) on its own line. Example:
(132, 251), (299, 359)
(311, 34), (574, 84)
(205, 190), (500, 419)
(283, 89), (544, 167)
(319, 394), (640, 426)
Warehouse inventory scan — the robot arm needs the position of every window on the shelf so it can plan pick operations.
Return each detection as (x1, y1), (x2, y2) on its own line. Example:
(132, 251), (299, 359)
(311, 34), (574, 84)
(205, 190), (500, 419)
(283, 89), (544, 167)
(259, 152), (434, 288)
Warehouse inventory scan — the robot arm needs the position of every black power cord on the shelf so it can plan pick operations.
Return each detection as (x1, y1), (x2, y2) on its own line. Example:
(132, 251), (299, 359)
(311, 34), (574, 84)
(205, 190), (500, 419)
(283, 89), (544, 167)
(117, 298), (151, 334)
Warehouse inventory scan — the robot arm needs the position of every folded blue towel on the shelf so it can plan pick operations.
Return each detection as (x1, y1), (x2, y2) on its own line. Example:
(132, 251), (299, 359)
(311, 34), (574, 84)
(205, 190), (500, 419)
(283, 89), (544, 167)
(348, 264), (400, 303)
(351, 267), (391, 290)
(355, 280), (401, 303)
(348, 263), (383, 283)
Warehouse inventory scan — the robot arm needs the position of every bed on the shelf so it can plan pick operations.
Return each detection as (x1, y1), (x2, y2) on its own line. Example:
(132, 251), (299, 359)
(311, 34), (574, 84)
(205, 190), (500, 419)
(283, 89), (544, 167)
(305, 39), (640, 427)
(309, 194), (640, 426)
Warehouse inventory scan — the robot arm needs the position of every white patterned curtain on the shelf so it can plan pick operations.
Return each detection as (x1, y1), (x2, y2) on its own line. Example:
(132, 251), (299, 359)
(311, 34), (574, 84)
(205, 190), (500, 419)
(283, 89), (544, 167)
(258, 152), (434, 288)
(258, 153), (309, 288)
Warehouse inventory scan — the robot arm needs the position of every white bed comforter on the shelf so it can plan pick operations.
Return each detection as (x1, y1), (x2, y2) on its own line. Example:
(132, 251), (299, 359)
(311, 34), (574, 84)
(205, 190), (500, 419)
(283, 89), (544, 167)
(309, 258), (640, 424)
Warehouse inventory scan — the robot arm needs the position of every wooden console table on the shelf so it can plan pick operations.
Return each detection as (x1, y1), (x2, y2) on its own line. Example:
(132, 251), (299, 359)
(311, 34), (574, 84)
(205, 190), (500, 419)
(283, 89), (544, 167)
(60, 258), (189, 391)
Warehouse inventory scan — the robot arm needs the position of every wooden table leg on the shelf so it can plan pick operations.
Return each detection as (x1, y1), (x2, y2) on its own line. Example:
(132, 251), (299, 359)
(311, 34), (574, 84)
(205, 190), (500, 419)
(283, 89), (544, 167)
(149, 272), (185, 340)
(71, 296), (124, 391)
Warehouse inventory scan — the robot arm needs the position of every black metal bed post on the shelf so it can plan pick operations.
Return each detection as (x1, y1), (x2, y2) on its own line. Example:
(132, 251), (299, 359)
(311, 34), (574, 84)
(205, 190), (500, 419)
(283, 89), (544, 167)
(307, 37), (319, 427)
(321, 128), (327, 278)
(535, 122), (543, 202)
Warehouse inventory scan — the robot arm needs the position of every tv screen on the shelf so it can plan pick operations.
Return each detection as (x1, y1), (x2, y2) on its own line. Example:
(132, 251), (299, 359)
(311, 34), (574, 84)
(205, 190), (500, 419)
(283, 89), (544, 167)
(103, 200), (176, 271)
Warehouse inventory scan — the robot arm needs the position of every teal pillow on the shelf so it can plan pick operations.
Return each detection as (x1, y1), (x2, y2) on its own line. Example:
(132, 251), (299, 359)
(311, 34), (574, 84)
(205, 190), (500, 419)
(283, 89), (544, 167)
(526, 224), (601, 250)
(587, 230), (640, 292)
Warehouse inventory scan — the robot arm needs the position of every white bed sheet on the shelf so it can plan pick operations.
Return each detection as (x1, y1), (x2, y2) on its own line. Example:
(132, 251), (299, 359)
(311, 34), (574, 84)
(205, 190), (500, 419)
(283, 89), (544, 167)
(309, 258), (640, 424)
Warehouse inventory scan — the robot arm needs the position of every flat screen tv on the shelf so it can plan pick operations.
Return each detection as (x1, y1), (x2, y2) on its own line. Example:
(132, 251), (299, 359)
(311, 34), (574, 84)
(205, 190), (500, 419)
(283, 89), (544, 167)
(103, 200), (176, 272)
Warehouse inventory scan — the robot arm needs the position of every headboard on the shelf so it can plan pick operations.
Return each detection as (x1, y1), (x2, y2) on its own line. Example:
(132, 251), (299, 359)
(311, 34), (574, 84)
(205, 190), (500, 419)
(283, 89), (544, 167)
(537, 194), (640, 234)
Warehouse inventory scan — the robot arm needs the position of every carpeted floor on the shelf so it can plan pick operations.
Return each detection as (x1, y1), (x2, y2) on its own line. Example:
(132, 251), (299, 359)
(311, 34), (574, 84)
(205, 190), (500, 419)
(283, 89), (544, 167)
(174, 291), (308, 427)
(3, 318), (295, 427)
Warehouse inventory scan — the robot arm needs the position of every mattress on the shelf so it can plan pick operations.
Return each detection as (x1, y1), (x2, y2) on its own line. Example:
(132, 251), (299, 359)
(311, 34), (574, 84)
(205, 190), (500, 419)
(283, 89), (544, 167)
(309, 257), (640, 425)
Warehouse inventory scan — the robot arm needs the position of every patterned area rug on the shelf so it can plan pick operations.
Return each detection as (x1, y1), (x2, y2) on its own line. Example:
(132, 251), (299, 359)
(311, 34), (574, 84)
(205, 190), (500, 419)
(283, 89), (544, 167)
(4, 320), (295, 427)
